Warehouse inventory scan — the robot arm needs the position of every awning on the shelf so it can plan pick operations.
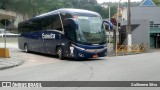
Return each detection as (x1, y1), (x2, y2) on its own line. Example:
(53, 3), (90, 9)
(0, 9), (16, 19)
(0, 9), (17, 58)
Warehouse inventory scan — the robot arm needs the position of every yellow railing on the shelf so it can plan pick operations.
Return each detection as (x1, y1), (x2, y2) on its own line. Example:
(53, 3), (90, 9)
(116, 44), (149, 55)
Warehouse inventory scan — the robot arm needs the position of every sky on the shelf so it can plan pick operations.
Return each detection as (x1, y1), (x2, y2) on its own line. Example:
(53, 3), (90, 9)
(97, 0), (142, 3)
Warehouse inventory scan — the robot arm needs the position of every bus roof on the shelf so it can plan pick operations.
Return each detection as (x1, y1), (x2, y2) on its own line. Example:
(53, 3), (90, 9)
(35, 8), (100, 18)
(19, 8), (101, 25)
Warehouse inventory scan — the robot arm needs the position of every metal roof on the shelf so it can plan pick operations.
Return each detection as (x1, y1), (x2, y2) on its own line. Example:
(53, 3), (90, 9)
(140, 0), (156, 7)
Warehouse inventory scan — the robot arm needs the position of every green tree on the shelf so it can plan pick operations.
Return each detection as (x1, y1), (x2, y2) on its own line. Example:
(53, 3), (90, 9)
(0, 0), (12, 10)
(0, 0), (140, 19)
(153, 0), (160, 6)
(89, 0), (97, 5)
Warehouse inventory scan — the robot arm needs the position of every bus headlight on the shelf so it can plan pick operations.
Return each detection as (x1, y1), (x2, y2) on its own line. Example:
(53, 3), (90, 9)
(78, 53), (84, 57)
(103, 44), (107, 47)
(105, 51), (107, 55)
(70, 46), (74, 54)
(103, 44), (107, 49)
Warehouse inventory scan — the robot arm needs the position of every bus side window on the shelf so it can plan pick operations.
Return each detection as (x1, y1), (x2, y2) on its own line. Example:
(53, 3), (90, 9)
(52, 14), (63, 31)
(41, 14), (63, 31)
(61, 13), (72, 30)
(44, 16), (55, 30)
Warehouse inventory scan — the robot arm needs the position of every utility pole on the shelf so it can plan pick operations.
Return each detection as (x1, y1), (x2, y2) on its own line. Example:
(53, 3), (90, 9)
(101, 4), (111, 53)
(4, 19), (6, 58)
(127, 0), (132, 52)
(108, 5), (111, 53)
(116, 0), (121, 56)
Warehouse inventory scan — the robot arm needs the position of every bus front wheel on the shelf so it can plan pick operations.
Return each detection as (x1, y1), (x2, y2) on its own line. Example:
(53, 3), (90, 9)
(57, 47), (64, 60)
(24, 44), (29, 53)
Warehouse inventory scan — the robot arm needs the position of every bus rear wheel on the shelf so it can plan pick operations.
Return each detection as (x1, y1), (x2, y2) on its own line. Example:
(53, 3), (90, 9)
(24, 44), (29, 53)
(57, 47), (64, 60)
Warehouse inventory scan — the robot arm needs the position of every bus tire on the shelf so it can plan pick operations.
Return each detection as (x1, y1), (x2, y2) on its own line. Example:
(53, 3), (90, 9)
(57, 46), (64, 60)
(24, 44), (29, 53)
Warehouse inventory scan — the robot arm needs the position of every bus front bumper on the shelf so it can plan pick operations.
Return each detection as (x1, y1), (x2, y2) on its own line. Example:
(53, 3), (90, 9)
(70, 45), (107, 59)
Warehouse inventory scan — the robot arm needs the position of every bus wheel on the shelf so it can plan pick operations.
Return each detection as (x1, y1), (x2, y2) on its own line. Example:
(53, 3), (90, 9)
(24, 44), (29, 53)
(57, 47), (64, 60)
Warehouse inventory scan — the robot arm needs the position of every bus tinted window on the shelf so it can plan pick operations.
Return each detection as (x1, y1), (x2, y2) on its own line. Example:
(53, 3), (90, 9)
(30, 21), (41, 31)
(45, 14), (63, 31)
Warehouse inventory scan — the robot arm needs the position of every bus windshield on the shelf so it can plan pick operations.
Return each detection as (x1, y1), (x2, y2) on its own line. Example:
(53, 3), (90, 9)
(76, 16), (106, 45)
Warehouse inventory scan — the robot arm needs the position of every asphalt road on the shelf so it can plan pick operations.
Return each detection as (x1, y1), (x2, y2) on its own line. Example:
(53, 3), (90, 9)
(0, 43), (160, 90)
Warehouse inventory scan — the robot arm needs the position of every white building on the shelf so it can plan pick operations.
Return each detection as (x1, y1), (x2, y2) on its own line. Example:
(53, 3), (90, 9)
(119, 0), (160, 48)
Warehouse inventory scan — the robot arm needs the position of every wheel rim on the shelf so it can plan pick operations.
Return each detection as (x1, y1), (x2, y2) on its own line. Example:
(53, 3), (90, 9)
(25, 45), (28, 52)
(57, 47), (63, 59)
(58, 48), (62, 58)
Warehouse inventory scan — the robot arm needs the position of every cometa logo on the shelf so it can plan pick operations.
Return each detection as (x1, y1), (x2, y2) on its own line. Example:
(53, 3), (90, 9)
(42, 33), (55, 39)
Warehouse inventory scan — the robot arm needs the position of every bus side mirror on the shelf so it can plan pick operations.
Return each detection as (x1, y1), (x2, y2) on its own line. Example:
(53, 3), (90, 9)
(103, 20), (113, 31)
(103, 24), (109, 31)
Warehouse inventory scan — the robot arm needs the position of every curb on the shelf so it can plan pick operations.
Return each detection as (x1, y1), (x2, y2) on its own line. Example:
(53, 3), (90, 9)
(0, 59), (24, 70)
(107, 51), (151, 57)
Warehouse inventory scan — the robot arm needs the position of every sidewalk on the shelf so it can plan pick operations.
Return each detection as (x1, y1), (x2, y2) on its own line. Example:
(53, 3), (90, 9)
(150, 48), (160, 52)
(0, 58), (24, 69)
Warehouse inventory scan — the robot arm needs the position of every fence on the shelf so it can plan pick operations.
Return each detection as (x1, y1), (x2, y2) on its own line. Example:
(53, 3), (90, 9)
(116, 44), (149, 55)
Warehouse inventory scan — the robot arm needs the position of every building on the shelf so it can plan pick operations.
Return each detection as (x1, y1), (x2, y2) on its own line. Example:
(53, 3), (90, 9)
(0, 9), (16, 29)
(0, 9), (27, 32)
(119, 0), (160, 48)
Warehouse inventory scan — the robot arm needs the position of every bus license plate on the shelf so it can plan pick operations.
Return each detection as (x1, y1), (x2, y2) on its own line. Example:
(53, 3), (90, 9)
(93, 55), (98, 58)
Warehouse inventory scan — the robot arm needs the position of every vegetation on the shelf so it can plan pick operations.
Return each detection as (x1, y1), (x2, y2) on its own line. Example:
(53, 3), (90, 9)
(153, 0), (160, 6)
(0, 0), (140, 19)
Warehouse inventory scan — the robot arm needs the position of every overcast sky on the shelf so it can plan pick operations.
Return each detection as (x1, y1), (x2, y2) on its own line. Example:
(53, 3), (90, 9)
(97, 0), (142, 3)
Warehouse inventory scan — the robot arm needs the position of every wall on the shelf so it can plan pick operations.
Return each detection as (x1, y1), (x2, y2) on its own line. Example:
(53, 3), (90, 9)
(122, 7), (160, 25)
(0, 9), (29, 29)
(121, 19), (150, 47)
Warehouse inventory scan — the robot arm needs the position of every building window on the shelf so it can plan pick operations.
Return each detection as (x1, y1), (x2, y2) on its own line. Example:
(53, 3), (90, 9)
(150, 21), (154, 28)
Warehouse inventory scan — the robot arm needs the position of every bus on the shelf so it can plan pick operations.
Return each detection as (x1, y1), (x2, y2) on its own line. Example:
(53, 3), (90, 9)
(18, 8), (108, 59)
